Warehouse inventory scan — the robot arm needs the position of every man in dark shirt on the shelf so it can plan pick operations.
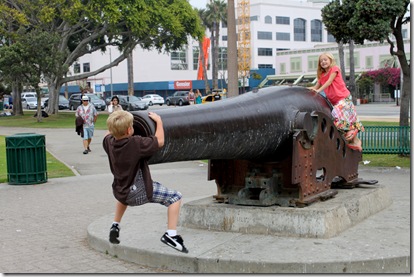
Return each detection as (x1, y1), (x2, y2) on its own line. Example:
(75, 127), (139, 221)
(102, 110), (188, 253)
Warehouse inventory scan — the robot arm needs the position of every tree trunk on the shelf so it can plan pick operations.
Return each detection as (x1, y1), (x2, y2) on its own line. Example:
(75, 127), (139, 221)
(213, 22), (220, 89)
(348, 40), (356, 103)
(127, 52), (134, 95)
(338, 42), (346, 82)
(226, 0), (238, 98)
(210, 24), (216, 91)
(12, 82), (23, 116)
(35, 87), (43, 122)
(45, 76), (61, 115)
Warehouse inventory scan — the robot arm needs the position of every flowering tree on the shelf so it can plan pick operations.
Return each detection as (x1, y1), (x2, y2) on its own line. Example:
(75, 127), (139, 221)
(362, 67), (401, 87)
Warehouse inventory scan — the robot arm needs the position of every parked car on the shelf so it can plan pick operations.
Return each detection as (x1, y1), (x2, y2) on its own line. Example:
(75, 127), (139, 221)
(21, 92), (37, 100)
(44, 95), (69, 110)
(116, 95), (148, 111)
(22, 97), (39, 109)
(165, 91), (190, 106)
(141, 94), (164, 106)
(69, 93), (106, 111)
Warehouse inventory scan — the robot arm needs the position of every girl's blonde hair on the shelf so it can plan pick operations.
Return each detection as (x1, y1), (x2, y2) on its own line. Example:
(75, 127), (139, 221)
(317, 52), (336, 79)
(106, 110), (133, 138)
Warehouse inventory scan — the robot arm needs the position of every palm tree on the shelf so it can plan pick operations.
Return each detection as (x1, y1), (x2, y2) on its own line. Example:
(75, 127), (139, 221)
(205, 0), (227, 90)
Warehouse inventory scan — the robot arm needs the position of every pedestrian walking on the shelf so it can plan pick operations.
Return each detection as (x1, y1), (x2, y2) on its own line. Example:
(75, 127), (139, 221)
(76, 95), (98, 154)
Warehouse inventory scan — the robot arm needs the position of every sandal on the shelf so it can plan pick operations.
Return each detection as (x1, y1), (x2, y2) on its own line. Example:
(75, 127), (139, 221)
(345, 129), (358, 142)
(347, 143), (362, 152)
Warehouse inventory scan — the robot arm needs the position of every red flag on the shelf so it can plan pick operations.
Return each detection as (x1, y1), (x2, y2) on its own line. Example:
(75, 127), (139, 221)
(197, 37), (210, 80)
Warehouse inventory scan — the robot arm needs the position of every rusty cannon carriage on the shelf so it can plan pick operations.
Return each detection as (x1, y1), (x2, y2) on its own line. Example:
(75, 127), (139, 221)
(131, 86), (377, 208)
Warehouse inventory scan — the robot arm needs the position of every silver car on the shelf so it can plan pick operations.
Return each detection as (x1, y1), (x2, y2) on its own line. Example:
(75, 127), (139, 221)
(22, 97), (40, 109)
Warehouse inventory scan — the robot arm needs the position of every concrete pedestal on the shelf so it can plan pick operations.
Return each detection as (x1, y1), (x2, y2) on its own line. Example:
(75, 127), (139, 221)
(180, 185), (392, 238)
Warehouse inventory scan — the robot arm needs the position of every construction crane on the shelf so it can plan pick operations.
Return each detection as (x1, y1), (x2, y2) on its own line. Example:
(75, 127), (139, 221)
(237, 0), (251, 91)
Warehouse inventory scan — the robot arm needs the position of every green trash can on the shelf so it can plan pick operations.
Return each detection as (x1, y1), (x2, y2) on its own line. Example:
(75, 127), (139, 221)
(0, 101), (3, 111)
(6, 133), (48, 185)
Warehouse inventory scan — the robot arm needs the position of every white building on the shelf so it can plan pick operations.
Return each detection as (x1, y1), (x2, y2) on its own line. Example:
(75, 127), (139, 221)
(67, 0), (410, 98)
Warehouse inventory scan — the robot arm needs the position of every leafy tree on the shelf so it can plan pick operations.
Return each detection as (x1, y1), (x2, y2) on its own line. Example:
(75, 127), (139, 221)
(0, 0), (204, 114)
(322, 0), (410, 127)
(0, 29), (64, 121)
(321, 0), (357, 100)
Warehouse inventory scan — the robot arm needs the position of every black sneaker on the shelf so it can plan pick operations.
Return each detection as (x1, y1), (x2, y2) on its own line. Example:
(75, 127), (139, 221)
(87, 147), (91, 152)
(109, 224), (120, 244)
(160, 233), (189, 253)
(83, 150), (88, 154)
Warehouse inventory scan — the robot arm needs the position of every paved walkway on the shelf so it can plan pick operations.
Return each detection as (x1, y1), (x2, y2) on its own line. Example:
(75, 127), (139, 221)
(0, 127), (198, 273)
(0, 103), (410, 273)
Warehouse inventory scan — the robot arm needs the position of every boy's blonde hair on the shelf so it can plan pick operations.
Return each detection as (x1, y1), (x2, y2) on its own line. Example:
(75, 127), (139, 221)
(107, 110), (133, 138)
(317, 52), (336, 79)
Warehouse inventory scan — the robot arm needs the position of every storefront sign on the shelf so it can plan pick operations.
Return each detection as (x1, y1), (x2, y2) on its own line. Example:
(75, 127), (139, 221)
(174, 80), (192, 90)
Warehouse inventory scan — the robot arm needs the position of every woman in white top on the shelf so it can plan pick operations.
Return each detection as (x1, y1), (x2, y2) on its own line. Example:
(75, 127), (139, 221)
(107, 96), (123, 113)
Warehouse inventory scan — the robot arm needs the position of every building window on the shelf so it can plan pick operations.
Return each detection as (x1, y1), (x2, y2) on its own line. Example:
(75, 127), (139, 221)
(193, 47), (199, 70)
(250, 15), (259, 21)
(280, 63), (286, 74)
(307, 55), (319, 71)
(311, 20), (322, 42)
(290, 57), (302, 72)
(345, 52), (360, 69)
(276, 48), (290, 51)
(379, 55), (394, 68)
(276, 16), (290, 25)
(222, 21), (227, 28)
(219, 47), (228, 70)
(365, 56), (373, 69)
(74, 63), (80, 74)
(294, 18), (306, 41)
(171, 49), (188, 70)
(258, 31), (272, 40)
(402, 29), (408, 39)
(83, 63), (90, 73)
(222, 35), (228, 41)
(276, 32), (290, 41)
(258, 64), (273, 68)
(258, 48), (273, 56)
(265, 15), (272, 24)
(327, 33), (336, 42)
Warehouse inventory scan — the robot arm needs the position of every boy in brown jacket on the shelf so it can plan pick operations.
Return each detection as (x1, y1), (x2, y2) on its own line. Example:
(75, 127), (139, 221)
(102, 110), (188, 253)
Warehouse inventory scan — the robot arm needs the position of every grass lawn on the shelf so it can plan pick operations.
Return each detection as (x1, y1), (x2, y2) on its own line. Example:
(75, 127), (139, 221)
(0, 110), (109, 129)
(0, 111), (410, 183)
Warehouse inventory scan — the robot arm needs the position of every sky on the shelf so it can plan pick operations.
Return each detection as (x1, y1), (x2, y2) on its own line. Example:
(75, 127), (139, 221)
(189, 0), (208, 9)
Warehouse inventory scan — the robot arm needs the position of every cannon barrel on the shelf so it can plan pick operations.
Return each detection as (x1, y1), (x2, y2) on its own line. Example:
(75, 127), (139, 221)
(130, 86), (331, 164)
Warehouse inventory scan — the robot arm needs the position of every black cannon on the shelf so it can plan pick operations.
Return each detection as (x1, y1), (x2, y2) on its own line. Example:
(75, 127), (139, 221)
(131, 86), (371, 207)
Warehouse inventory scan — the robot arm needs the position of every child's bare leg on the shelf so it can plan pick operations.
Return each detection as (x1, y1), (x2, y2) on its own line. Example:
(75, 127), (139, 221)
(109, 201), (127, 244)
(114, 201), (127, 223)
(167, 199), (182, 230)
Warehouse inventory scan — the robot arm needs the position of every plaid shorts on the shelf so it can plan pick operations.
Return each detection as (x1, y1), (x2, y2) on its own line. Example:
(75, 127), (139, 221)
(126, 170), (182, 207)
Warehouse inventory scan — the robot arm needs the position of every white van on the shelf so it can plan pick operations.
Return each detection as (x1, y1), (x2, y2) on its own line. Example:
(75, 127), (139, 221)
(21, 92), (37, 100)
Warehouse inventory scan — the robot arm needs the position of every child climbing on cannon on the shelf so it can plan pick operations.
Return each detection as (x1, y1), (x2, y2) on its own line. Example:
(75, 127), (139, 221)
(102, 110), (188, 253)
(308, 52), (364, 151)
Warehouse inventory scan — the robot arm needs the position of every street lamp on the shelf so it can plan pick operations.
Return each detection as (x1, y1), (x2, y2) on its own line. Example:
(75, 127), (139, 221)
(109, 48), (113, 98)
